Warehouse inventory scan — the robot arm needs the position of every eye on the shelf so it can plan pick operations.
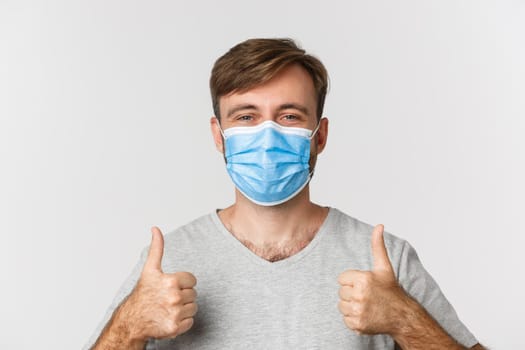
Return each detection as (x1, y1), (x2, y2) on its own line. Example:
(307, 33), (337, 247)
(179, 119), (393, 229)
(237, 115), (253, 121)
(280, 114), (304, 125)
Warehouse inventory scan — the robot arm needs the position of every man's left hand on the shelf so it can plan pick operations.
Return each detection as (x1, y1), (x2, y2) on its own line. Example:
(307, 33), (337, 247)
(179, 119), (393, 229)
(337, 224), (409, 335)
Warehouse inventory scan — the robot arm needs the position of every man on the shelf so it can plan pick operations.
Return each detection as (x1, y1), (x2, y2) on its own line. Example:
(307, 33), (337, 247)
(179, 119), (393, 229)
(85, 38), (484, 349)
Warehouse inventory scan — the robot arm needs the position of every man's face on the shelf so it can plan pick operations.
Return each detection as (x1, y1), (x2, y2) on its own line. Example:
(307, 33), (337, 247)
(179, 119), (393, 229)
(211, 63), (328, 171)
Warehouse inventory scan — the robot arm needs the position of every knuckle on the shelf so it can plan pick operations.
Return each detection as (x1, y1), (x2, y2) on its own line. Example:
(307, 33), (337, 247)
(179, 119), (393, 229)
(171, 307), (181, 321)
(167, 292), (182, 305)
(165, 277), (179, 289)
(353, 290), (364, 303)
(353, 303), (365, 317)
(164, 319), (178, 335)
(177, 318), (194, 335)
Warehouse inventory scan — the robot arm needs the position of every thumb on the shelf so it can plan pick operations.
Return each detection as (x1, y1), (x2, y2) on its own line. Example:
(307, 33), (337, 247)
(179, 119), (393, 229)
(144, 226), (164, 273)
(371, 224), (394, 274)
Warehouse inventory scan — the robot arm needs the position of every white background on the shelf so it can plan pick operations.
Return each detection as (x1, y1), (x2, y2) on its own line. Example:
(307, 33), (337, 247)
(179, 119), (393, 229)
(1, 1), (524, 348)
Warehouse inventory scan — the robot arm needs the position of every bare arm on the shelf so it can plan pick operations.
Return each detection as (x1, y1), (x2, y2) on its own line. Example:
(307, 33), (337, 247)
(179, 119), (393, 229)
(91, 296), (146, 350)
(391, 294), (485, 350)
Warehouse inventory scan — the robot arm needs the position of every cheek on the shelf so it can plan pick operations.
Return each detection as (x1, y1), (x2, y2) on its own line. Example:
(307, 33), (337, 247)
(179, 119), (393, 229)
(309, 138), (318, 154)
(217, 130), (228, 154)
(308, 151), (318, 171)
(308, 139), (318, 166)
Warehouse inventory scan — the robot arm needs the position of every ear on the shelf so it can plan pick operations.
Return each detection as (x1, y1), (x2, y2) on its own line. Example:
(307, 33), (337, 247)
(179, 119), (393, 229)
(210, 116), (224, 153)
(315, 117), (329, 154)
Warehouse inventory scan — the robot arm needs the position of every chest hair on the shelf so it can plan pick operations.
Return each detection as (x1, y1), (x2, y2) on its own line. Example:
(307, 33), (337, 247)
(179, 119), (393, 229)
(238, 232), (316, 262)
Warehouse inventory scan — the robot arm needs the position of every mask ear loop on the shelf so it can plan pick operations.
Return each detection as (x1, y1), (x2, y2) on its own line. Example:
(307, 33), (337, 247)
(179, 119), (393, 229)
(309, 120), (322, 140)
(307, 119), (322, 179)
(215, 117), (229, 159)
(215, 117), (226, 139)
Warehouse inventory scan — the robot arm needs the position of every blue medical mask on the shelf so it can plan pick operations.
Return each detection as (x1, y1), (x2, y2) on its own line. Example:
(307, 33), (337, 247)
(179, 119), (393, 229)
(219, 120), (320, 206)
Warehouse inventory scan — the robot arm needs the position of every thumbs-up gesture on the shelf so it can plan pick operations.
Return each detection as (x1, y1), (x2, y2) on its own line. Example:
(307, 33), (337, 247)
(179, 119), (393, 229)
(337, 224), (408, 335)
(119, 226), (198, 341)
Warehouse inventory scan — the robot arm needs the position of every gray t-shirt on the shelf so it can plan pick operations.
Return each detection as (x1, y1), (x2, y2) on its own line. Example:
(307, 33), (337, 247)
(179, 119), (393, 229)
(84, 207), (478, 349)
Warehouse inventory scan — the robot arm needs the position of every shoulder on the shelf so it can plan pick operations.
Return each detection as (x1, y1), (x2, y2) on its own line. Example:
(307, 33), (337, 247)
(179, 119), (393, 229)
(326, 207), (412, 272)
(162, 212), (218, 244)
(141, 212), (221, 272)
(328, 207), (409, 251)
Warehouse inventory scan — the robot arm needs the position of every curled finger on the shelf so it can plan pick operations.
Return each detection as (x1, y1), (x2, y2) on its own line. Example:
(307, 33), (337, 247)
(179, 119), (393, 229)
(181, 288), (197, 304)
(338, 285), (353, 301)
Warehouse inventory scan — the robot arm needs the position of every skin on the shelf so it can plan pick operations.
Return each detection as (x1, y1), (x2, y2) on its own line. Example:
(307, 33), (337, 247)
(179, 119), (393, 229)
(92, 64), (485, 349)
(210, 64), (330, 261)
(338, 224), (486, 349)
(92, 228), (198, 349)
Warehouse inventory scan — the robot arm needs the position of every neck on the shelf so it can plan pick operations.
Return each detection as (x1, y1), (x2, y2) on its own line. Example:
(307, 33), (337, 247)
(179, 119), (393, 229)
(218, 186), (329, 261)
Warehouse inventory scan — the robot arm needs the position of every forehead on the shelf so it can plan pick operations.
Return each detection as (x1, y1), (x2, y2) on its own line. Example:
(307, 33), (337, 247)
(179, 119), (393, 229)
(219, 64), (317, 115)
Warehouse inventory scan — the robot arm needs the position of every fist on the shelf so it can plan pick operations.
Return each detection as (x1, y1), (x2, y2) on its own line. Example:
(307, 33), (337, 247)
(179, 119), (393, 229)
(337, 224), (408, 335)
(121, 226), (198, 341)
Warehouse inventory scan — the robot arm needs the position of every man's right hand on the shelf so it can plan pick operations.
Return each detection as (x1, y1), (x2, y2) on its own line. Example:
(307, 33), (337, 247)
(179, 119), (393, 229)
(116, 226), (198, 342)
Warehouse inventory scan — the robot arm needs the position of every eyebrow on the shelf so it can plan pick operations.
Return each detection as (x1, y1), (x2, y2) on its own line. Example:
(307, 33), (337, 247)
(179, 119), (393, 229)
(278, 103), (310, 116)
(225, 103), (310, 119)
(226, 104), (258, 119)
